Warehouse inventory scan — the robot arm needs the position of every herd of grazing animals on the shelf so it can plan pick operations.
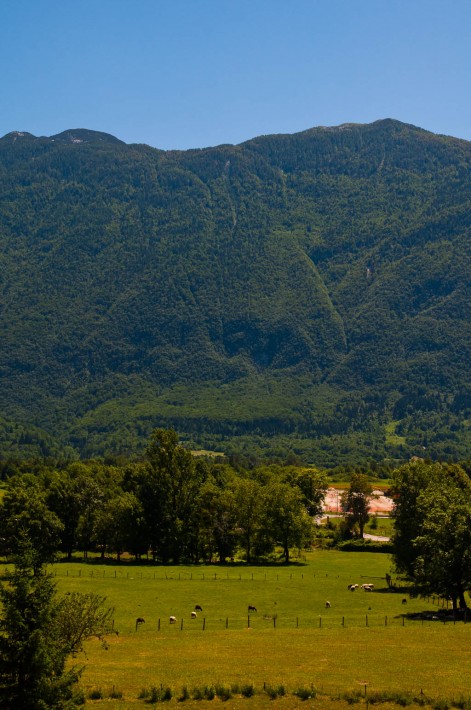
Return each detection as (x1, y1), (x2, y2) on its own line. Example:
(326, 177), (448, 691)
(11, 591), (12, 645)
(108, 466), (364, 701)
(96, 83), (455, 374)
(136, 604), (260, 629)
(135, 585), (411, 628)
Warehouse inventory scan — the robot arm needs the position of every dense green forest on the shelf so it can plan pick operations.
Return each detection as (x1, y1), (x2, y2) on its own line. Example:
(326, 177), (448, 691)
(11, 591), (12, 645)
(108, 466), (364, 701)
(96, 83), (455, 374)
(0, 120), (470, 464)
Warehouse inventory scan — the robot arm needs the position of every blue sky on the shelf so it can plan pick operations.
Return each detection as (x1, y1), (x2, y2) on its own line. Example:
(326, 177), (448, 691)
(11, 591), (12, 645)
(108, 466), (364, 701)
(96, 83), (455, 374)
(2, 0), (470, 150)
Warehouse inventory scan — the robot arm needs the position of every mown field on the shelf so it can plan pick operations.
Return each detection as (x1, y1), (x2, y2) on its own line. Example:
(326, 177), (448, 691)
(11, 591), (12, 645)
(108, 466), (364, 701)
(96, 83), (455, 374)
(42, 550), (471, 707)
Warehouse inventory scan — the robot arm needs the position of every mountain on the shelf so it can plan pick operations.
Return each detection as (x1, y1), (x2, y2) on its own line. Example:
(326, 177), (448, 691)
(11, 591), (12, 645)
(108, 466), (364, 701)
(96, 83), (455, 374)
(0, 120), (470, 465)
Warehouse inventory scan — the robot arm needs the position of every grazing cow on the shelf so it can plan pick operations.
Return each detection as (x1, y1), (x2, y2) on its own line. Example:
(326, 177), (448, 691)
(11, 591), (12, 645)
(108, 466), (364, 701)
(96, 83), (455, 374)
(325, 601), (331, 608)
(248, 605), (257, 612)
(349, 584), (358, 591)
(169, 615), (177, 624)
(194, 605), (203, 612)
(191, 611), (197, 618)
(361, 584), (374, 591)
(402, 598), (407, 605)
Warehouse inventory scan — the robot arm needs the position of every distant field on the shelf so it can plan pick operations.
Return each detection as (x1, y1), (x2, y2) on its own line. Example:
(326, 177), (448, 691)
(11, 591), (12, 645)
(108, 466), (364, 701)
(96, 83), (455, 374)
(364, 515), (394, 537)
(45, 551), (471, 706)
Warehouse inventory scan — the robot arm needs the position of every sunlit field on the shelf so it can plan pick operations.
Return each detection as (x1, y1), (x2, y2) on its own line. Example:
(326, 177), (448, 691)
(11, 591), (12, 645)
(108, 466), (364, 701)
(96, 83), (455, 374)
(45, 550), (471, 706)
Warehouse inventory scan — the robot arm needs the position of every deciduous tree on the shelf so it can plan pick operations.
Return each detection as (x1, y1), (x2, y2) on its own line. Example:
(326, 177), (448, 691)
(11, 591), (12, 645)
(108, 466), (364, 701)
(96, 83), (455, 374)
(341, 473), (373, 539)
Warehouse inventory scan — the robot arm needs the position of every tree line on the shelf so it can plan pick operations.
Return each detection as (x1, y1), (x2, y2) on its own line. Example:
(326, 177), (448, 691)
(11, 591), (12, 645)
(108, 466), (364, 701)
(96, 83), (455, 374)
(0, 429), (329, 566)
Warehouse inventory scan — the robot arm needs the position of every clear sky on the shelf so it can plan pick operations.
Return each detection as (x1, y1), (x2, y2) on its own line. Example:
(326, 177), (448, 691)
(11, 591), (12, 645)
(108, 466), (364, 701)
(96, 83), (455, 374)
(2, 0), (470, 150)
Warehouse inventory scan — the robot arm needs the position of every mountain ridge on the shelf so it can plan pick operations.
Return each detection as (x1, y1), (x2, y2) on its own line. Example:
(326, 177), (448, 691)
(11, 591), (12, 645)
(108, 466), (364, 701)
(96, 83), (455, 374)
(0, 119), (470, 464)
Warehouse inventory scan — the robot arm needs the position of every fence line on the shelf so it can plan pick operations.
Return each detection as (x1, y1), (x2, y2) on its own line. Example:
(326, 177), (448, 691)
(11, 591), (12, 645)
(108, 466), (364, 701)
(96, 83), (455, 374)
(139, 613), (469, 632)
(48, 568), (381, 583)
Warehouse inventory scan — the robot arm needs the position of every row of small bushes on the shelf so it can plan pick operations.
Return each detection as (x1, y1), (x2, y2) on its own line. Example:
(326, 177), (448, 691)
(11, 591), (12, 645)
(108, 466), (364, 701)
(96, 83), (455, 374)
(87, 683), (471, 708)
(87, 686), (123, 700)
(341, 689), (471, 710)
(87, 682), (316, 703)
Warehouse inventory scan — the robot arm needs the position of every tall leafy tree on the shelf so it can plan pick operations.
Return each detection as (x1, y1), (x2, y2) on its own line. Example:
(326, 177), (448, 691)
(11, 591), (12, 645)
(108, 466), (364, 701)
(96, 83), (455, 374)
(45, 469), (83, 560)
(232, 477), (263, 563)
(341, 473), (373, 539)
(93, 491), (145, 561)
(195, 480), (237, 563)
(283, 466), (328, 518)
(261, 481), (313, 563)
(140, 429), (206, 562)
(390, 461), (446, 576)
(391, 460), (471, 609)
(0, 477), (63, 570)
(413, 481), (471, 610)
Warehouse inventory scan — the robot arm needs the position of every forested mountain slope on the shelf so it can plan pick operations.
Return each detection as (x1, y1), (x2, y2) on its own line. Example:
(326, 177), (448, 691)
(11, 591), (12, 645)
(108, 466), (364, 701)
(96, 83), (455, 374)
(0, 120), (470, 464)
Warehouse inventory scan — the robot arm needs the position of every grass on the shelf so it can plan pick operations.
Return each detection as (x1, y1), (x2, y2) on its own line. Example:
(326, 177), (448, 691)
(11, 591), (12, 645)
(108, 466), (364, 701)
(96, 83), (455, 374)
(364, 516), (394, 537)
(44, 551), (471, 706)
(385, 421), (407, 447)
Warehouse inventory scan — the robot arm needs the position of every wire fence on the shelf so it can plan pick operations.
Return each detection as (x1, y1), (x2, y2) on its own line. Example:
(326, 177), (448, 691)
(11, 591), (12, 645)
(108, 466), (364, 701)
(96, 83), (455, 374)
(133, 610), (470, 632)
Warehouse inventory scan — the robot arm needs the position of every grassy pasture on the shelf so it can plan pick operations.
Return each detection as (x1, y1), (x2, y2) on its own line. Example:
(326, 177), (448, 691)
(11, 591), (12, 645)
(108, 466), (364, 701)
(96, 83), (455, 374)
(46, 551), (471, 706)
(364, 516), (394, 537)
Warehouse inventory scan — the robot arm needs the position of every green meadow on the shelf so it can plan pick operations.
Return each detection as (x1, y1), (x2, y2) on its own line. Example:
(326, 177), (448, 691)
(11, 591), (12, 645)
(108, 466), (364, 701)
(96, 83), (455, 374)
(43, 551), (471, 707)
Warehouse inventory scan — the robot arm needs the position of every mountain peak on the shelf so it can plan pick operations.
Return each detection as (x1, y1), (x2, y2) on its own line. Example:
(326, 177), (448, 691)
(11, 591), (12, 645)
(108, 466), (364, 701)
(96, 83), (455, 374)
(49, 129), (125, 145)
(1, 130), (37, 143)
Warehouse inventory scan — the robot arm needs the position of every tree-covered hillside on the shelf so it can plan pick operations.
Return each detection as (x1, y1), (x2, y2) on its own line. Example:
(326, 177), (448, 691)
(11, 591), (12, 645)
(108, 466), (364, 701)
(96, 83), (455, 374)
(0, 120), (470, 464)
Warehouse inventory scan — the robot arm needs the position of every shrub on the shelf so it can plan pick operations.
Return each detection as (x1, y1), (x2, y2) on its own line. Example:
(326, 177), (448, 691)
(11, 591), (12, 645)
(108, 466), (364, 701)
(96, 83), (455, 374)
(88, 688), (103, 700)
(147, 686), (161, 703)
(451, 697), (471, 710)
(203, 685), (215, 700)
(265, 685), (279, 699)
(241, 683), (255, 697)
(337, 539), (393, 553)
(432, 700), (450, 710)
(215, 684), (232, 701)
(265, 684), (286, 699)
(178, 685), (190, 702)
(341, 690), (361, 704)
(368, 690), (412, 706)
(162, 686), (173, 701)
(294, 685), (317, 700)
